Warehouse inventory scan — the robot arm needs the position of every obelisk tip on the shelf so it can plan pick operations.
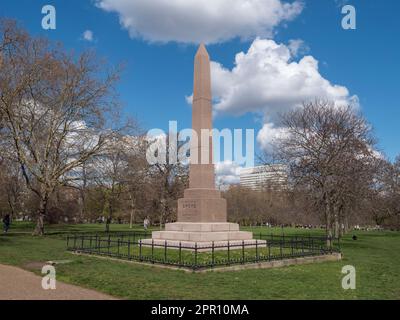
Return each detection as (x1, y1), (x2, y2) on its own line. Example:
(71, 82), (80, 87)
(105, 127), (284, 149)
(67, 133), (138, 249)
(195, 43), (209, 58)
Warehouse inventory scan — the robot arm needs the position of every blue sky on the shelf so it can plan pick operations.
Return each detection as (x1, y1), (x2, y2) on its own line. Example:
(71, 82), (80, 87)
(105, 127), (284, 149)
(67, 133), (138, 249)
(1, 0), (399, 167)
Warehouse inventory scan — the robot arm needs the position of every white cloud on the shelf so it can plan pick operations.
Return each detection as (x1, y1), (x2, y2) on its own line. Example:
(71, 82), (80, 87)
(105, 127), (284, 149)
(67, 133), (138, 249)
(211, 38), (358, 120)
(82, 30), (94, 42)
(257, 122), (290, 153)
(215, 160), (242, 187)
(287, 39), (309, 57)
(95, 0), (303, 44)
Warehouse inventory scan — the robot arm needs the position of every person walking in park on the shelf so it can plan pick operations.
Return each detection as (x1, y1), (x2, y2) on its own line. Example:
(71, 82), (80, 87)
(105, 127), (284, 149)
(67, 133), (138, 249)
(2, 214), (10, 233)
(144, 217), (150, 231)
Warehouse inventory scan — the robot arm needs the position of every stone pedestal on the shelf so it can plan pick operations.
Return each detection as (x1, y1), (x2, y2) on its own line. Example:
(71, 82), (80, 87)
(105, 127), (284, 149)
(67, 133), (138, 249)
(177, 189), (227, 222)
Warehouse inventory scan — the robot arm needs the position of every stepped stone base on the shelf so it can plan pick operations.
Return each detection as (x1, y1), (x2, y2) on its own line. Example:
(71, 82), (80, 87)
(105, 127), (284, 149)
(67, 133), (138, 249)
(141, 222), (266, 251)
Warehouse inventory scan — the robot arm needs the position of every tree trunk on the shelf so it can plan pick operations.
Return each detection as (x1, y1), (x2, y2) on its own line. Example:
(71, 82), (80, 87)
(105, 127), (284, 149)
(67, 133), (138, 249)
(325, 198), (333, 247)
(105, 203), (113, 233)
(33, 195), (48, 236)
(129, 194), (135, 229)
(34, 214), (45, 235)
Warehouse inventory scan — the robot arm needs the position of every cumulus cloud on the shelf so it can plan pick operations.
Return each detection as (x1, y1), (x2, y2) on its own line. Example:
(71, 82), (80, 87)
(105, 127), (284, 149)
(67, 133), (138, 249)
(287, 39), (309, 57)
(215, 160), (242, 187)
(82, 30), (94, 42)
(256, 122), (290, 153)
(95, 0), (303, 44)
(211, 38), (358, 120)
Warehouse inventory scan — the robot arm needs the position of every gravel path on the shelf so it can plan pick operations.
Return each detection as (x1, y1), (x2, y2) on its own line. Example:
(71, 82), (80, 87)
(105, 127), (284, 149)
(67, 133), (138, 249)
(0, 264), (117, 300)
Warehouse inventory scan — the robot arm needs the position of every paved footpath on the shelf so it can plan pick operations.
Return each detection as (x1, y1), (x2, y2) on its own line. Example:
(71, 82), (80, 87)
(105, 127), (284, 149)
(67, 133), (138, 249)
(0, 264), (117, 300)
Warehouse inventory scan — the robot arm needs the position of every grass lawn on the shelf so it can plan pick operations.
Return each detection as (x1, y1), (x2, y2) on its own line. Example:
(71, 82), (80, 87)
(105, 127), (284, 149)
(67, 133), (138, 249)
(0, 222), (399, 299)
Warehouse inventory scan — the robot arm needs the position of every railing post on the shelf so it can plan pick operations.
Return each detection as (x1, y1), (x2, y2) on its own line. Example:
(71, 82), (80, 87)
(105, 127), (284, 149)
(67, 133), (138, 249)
(73, 234), (77, 250)
(268, 242), (271, 260)
(90, 235), (92, 250)
(179, 241), (182, 265)
(151, 239), (154, 263)
(212, 241), (215, 267)
(164, 240), (167, 262)
(242, 240), (245, 264)
(311, 238), (314, 255)
(108, 235), (111, 255)
(291, 239), (294, 256)
(280, 239), (283, 259)
(128, 239), (131, 260)
(117, 238), (120, 256)
(255, 240), (259, 261)
(67, 235), (69, 249)
(302, 237), (305, 255)
(194, 243), (198, 268)
(227, 241), (230, 265)
(139, 239), (142, 261)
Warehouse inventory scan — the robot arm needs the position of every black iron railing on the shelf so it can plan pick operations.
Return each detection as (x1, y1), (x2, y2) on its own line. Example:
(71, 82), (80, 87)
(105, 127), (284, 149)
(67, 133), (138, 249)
(66, 232), (340, 271)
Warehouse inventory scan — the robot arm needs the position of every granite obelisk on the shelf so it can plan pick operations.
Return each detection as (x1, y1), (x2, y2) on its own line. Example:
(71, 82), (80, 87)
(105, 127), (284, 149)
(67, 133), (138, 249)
(177, 44), (227, 223)
(143, 44), (262, 249)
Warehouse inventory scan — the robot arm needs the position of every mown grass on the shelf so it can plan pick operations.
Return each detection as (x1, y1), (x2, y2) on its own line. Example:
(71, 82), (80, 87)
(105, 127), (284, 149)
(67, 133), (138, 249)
(0, 222), (399, 299)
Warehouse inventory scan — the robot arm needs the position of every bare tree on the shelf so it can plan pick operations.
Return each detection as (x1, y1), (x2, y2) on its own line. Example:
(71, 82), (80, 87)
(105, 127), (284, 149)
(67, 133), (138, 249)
(147, 135), (188, 229)
(0, 19), (121, 235)
(267, 100), (377, 239)
(123, 136), (150, 228)
(368, 156), (400, 229)
(0, 158), (25, 219)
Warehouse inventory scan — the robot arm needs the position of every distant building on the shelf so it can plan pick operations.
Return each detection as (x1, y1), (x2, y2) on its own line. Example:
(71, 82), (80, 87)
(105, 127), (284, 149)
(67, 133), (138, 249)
(240, 164), (287, 191)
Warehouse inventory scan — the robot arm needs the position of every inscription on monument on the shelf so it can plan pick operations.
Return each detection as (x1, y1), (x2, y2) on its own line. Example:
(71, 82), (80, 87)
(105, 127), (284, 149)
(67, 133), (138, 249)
(180, 200), (198, 218)
(182, 201), (197, 209)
